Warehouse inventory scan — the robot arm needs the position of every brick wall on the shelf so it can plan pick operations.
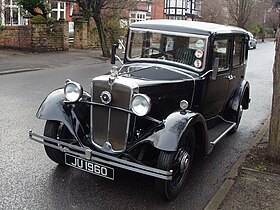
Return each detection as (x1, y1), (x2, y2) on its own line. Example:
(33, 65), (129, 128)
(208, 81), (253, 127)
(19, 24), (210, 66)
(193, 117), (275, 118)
(0, 26), (31, 51)
(0, 20), (69, 52)
(74, 20), (88, 49)
(31, 20), (69, 52)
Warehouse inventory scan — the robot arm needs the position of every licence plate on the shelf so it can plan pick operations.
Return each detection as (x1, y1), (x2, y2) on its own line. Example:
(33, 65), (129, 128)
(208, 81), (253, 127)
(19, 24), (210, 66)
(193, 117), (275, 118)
(65, 154), (114, 180)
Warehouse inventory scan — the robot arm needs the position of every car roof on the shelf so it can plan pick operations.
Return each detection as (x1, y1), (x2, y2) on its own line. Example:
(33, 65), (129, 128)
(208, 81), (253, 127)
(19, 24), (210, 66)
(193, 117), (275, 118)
(247, 32), (254, 37)
(130, 19), (248, 36)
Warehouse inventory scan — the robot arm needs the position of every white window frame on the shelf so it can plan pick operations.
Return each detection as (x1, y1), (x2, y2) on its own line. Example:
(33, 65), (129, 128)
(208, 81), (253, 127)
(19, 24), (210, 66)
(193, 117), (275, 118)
(1, 0), (4, 25)
(50, 1), (66, 20)
(1, 0), (24, 25)
(129, 11), (147, 24)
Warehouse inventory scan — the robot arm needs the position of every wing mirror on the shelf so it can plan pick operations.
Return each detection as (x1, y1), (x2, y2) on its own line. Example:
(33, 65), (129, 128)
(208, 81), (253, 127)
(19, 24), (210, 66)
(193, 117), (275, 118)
(211, 57), (220, 80)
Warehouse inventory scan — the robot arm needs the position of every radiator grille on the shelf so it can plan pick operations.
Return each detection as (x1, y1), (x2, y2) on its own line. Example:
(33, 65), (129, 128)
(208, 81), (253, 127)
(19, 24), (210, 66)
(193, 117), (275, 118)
(91, 80), (132, 152)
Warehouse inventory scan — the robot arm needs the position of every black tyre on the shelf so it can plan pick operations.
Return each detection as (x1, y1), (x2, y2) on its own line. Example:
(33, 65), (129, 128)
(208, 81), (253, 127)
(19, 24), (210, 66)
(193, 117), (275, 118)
(155, 128), (195, 200)
(44, 120), (74, 165)
(229, 104), (243, 134)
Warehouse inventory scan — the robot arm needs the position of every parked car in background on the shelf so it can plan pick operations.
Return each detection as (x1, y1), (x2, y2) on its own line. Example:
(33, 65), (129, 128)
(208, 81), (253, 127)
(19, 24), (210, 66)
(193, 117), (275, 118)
(29, 20), (250, 200)
(248, 32), (257, 49)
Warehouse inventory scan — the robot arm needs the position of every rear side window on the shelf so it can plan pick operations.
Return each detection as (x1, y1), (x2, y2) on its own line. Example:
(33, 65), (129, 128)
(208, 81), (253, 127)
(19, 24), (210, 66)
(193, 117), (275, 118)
(233, 35), (245, 66)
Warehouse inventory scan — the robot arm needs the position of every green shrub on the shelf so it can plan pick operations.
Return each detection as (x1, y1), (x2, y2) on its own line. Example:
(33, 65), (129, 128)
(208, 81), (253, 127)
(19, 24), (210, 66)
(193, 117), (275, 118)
(30, 15), (47, 24)
(0, 25), (7, 30)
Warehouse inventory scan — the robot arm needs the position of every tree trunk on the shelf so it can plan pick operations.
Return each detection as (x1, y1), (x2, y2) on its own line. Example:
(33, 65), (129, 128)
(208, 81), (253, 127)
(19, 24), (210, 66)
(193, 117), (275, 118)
(268, 16), (280, 161)
(93, 15), (110, 58)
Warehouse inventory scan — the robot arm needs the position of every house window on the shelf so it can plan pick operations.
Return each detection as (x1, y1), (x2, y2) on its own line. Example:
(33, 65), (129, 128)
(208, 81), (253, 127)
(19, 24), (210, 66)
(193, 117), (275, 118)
(1, 0), (23, 25)
(130, 11), (146, 24)
(51, 1), (66, 20)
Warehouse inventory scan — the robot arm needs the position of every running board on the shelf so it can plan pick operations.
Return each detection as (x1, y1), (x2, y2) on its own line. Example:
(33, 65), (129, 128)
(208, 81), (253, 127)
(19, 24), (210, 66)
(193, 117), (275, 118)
(208, 120), (236, 145)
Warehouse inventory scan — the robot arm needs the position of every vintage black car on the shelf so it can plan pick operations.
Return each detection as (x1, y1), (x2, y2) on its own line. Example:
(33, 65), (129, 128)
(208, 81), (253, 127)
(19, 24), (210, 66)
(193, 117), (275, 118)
(29, 20), (250, 200)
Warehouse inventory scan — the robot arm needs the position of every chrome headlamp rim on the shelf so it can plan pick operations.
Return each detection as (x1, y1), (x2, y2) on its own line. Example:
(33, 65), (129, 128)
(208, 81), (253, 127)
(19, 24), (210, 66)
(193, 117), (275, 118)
(64, 80), (83, 102)
(131, 94), (151, 117)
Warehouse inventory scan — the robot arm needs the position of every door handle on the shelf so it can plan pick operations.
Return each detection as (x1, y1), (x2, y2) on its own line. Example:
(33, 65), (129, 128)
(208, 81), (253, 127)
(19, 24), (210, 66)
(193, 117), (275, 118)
(224, 75), (236, 80)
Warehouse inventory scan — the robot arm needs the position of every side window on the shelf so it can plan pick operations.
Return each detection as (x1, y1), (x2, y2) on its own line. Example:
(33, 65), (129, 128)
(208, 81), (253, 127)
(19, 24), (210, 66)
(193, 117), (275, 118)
(233, 36), (244, 66)
(213, 39), (230, 71)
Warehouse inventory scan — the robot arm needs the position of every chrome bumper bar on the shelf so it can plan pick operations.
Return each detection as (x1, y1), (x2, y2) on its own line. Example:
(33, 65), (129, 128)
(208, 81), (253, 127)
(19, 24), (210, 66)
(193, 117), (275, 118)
(28, 130), (172, 180)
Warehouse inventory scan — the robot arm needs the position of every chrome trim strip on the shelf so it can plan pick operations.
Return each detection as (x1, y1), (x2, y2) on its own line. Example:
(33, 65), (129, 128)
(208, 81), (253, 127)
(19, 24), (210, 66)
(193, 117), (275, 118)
(29, 130), (172, 180)
(210, 122), (236, 145)
(200, 70), (213, 79)
(106, 107), (112, 141)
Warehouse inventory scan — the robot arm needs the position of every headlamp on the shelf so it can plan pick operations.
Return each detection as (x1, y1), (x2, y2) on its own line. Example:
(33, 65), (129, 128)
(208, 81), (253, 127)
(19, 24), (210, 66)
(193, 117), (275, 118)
(131, 94), (151, 116)
(64, 80), (83, 102)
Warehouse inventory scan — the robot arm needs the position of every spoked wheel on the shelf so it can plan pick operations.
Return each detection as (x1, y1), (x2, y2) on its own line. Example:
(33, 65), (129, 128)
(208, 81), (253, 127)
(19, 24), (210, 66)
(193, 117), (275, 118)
(44, 120), (75, 165)
(155, 128), (195, 200)
(229, 104), (243, 134)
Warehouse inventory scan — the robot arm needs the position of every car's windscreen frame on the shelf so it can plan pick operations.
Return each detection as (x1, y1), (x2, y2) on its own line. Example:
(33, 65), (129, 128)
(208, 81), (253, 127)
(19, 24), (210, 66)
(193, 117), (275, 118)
(126, 27), (209, 72)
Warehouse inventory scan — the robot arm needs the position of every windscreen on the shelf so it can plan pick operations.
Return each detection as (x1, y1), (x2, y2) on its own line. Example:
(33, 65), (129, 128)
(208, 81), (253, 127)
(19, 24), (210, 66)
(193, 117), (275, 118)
(127, 29), (207, 71)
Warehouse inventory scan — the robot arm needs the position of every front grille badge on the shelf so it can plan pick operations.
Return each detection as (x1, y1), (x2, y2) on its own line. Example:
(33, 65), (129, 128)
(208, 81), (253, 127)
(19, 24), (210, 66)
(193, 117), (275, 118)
(100, 91), (112, 104)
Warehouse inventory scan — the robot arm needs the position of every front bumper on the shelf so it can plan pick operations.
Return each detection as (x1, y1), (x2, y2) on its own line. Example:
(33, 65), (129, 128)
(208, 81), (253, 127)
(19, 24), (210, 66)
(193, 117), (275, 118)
(28, 130), (172, 180)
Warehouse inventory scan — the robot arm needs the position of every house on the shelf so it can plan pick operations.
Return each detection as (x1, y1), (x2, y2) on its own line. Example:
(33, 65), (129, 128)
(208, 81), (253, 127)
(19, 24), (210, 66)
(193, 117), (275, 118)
(164, 0), (201, 20)
(122, 0), (201, 25)
(0, 0), (26, 25)
(0, 0), (75, 25)
(0, 0), (201, 26)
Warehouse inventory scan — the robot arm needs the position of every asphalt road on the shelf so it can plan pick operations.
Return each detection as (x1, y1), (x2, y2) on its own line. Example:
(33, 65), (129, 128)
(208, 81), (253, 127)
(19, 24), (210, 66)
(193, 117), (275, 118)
(0, 41), (275, 209)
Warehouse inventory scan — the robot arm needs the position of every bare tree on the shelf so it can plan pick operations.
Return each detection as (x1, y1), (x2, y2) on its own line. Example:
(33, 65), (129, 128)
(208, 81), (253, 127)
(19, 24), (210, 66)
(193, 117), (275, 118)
(201, 0), (227, 24)
(76, 0), (135, 58)
(266, 8), (280, 33)
(226, 0), (255, 28)
(0, 1), (3, 25)
(268, 13), (280, 161)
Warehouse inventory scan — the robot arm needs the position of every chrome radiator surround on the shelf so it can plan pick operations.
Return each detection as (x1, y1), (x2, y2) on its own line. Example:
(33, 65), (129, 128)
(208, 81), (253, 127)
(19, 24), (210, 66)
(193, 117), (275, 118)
(91, 76), (139, 153)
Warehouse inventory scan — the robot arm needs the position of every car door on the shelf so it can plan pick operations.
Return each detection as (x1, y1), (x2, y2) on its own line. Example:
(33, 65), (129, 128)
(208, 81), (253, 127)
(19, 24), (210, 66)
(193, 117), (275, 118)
(202, 35), (232, 119)
(228, 34), (247, 97)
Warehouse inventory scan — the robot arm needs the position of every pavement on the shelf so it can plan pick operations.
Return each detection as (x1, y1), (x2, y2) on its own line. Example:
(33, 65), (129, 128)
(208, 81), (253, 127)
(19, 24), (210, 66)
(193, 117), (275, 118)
(0, 48), (108, 75)
(1, 48), (279, 209)
(205, 119), (280, 210)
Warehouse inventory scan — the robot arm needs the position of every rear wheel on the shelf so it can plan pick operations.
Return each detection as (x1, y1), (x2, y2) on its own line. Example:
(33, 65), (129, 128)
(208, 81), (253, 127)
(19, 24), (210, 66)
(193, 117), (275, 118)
(229, 104), (243, 134)
(155, 128), (195, 200)
(44, 120), (74, 165)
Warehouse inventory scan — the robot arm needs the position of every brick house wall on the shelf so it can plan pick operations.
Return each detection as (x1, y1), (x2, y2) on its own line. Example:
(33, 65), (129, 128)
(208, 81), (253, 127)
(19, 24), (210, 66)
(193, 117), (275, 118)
(152, 0), (165, 19)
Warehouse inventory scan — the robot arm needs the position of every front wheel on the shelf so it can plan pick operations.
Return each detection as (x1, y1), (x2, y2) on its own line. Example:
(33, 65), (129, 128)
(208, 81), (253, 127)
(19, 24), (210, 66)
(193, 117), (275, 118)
(155, 128), (195, 200)
(44, 120), (75, 165)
